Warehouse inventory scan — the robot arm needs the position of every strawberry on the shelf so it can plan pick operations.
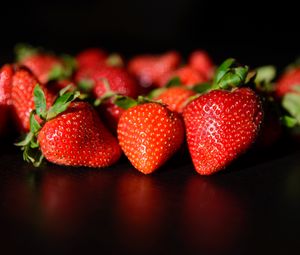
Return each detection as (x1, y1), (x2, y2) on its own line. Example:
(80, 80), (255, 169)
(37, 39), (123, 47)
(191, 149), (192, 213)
(183, 59), (263, 175)
(46, 79), (76, 94)
(15, 44), (75, 84)
(11, 68), (56, 133)
(158, 66), (206, 87)
(76, 66), (138, 132)
(0, 65), (14, 134)
(153, 87), (196, 113)
(188, 50), (214, 81)
(118, 102), (185, 174)
(76, 48), (108, 69)
(275, 67), (300, 97)
(16, 85), (121, 167)
(38, 101), (122, 167)
(128, 51), (181, 87)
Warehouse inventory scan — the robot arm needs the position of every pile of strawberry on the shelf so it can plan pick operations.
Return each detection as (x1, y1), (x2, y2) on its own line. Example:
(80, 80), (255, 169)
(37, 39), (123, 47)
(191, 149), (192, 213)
(1, 44), (300, 175)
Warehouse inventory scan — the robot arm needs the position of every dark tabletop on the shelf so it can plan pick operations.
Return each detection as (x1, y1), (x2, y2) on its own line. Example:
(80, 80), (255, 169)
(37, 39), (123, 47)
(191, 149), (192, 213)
(0, 139), (300, 255)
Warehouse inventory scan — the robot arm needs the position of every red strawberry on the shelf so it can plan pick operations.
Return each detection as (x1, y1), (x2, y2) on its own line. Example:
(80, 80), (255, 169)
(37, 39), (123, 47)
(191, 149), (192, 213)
(92, 66), (138, 98)
(158, 66), (206, 87)
(154, 87), (196, 113)
(275, 68), (300, 97)
(75, 66), (138, 131)
(46, 79), (76, 94)
(183, 87), (263, 175)
(38, 101), (121, 167)
(76, 48), (108, 69)
(0, 65), (14, 134)
(15, 44), (74, 84)
(18, 53), (65, 84)
(188, 50), (214, 80)
(118, 102), (185, 174)
(128, 51), (181, 87)
(11, 68), (56, 133)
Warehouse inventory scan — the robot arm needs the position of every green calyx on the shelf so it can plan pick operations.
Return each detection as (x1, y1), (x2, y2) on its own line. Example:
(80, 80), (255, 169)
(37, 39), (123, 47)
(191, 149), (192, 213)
(15, 84), (80, 167)
(14, 43), (40, 62)
(282, 88), (300, 128)
(106, 53), (124, 67)
(212, 58), (249, 90)
(48, 55), (77, 81)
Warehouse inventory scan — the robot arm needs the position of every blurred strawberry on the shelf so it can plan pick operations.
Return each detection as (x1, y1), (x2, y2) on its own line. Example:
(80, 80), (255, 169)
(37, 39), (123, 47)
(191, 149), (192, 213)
(275, 67), (300, 97)
(158, 66), (206, 87)
(76, 48), (108, 69)
(128, 51), (181, 87)
(188, 50), (214, 80)
(0, 65), (14, 135)
(153, 86), (196, 113)
(15, 44), (74, 84)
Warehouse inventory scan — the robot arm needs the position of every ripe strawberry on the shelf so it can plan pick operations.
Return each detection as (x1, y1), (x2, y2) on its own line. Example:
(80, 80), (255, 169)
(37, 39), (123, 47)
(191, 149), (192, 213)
(183, 87), (263, 175)
(38, 101), (121, 167)
(188, 50), (214, 81)
(128, 51), (181, 87)
(158, 66), (206, 87)
(154, 87), (196, 113)
(275, 68), (300, 97)
(75, 66), (138, 132)
(46, 79), (76, 94)
(118, 102), (185, 174)
(11, 68), (56, 133)
(15, 44), (74, 84)
(0, 65), (14, 134)
(92, 66), (138, 98)
(76, 48), (108, 69)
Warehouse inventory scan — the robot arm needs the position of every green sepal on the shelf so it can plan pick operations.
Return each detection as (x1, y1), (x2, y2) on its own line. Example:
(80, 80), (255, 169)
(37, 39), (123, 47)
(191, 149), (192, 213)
(77, 79), (94, 92)
(193, 82), (211, 94)
(292, 85), (300, 93)
(29, 111), (41, 134)
(213, 58), (236, 84)
(255, 65), (276, 84)
(106, 53), (124, 67)
(14, 43), (39, 62)
(165, 76), (181, 87)
(282, 92), (300, 124)
(94, 91), (117, 106)
(15, 132), (34, 147)
(282, 115), (298, 128)
(113, 95), (138, 110)
(147, 88), (167, 99)
(48, 64), (66, 81)
(61, 54), (77, 77)
(46, 90), (80, 120)
(33, 85), (47, 120)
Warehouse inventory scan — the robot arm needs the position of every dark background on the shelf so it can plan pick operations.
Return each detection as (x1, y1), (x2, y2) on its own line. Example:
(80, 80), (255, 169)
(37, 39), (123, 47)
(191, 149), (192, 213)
(1, 0), (299, 70)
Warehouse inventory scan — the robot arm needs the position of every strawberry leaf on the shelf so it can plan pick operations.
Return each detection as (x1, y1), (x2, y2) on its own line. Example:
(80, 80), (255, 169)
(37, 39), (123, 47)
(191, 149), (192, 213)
(29, 111), (41, 134)
(48, 64), (66, 81)
(193, 82), (211, 93)
(166, 76), (181, 87)
(15, 132), (34, 147)
(255, 65), (276, 84)
(77, 79), (94, 92)
(282, 93), (300, 124)
(61, 54), (77, 77)
(33, 85), (47, 119)
(282, 115), (298, 128)
(106, 53), (124, 67)
(214, 58), (235, 84)
(14, 43), (39, 62)
(46, 91), (80, 120)
(147, 88), (167, 99)
(114, 95), (138, 109)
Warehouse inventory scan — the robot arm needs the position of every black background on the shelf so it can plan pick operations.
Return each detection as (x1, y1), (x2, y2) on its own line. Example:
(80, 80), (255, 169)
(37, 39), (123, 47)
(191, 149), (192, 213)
(1, 0), (299, 70)
(1, 2), (300, 255)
